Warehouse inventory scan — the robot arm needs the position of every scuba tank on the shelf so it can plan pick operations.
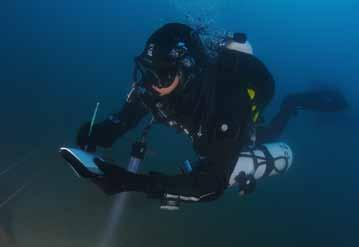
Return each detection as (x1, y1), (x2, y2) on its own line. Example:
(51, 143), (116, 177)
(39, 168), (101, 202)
(228, 142), (293, 195)
(229, 142), (293, 185)
(181, 142), (293, 187)
(177, 142), (293, 201)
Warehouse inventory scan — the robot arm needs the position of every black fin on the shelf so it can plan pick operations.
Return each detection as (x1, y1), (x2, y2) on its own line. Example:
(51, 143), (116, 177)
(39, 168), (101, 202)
(282, 89), (349, 113)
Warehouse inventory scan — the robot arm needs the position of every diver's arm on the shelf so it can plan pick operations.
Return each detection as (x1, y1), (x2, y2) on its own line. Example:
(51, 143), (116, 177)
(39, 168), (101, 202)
(77, 89), (149, 149)
(92, 138), (248, 203)
(144, 97), (254, 202)
(91, 103), (253, 203)
(152, 70), (258, 202)
(102, 98), (149, 146)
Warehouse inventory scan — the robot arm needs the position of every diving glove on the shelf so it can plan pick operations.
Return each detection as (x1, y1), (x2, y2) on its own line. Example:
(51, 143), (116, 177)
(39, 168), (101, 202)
(91, 159), (129, 195)
(91, 159), (155, 195)
(76, 121), (117, 151)
(281, 89), (349, 114)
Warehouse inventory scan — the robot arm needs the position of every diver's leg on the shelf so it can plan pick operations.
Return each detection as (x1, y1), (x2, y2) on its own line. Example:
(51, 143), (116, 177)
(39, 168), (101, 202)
(256, 89), (348, 144)
(256, 104), (296, 144)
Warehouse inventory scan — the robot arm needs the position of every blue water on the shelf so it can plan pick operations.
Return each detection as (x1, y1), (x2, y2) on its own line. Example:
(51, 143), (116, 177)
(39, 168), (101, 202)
(0, 1), (358, 246)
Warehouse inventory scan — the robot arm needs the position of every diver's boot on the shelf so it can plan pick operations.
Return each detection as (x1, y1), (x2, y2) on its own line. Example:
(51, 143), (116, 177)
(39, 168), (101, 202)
(281, 89), (349, 115)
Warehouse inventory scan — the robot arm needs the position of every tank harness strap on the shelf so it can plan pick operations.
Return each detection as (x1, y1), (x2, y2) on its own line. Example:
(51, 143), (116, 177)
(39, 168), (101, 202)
(257, 145), (276, 177)
(248, 148), (259, 170)
(240, 145), (289, 177)
(258, 145), (289, 176)
(239, 147), (268, 172)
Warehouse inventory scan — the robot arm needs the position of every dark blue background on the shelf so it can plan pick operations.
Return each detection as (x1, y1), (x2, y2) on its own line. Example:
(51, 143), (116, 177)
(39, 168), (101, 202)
(0, 1), (358, 246)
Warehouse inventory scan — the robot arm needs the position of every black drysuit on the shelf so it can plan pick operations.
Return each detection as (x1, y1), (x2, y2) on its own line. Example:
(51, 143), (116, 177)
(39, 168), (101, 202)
(87, 49), (276, 202)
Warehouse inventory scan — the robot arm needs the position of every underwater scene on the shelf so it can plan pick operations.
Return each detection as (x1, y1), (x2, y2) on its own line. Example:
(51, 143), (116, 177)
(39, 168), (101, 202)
(1, 1), (358, 247)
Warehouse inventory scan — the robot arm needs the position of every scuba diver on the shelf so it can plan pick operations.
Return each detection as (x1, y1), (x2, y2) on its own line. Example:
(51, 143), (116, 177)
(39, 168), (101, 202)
(73, 23), (348, 205)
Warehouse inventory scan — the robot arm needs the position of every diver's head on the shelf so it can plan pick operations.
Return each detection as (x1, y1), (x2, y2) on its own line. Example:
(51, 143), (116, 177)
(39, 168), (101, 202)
(134, 42), (196, 97)
(222, 33), (254, 55)
(133, 23), (203, 97)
